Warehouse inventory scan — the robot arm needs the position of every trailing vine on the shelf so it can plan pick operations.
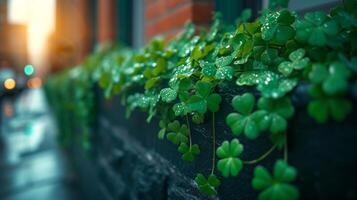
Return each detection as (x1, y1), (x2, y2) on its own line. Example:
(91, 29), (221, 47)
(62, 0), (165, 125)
(46, 0), (357, 199)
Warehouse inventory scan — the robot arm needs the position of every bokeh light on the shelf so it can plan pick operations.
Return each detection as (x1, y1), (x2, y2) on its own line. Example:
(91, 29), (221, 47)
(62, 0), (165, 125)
(27, 77), (42, 89)
(4, 78), (16, 90)
(24, 64), (35, 76)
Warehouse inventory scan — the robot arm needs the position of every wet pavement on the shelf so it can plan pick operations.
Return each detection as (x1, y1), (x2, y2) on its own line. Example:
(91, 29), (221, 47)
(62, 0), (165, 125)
(0, 88), (81, 200)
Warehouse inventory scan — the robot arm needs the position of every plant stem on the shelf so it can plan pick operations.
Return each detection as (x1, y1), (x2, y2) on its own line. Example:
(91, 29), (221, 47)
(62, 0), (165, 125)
(211, 112), (216, 174)
(284, 132), (288, 162)
(186, 114), (192, 149)
(243, 144), (277, 165)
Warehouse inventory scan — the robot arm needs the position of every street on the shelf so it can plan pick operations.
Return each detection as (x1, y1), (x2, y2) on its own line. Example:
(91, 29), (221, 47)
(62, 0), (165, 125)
(0, 88), (81, 200)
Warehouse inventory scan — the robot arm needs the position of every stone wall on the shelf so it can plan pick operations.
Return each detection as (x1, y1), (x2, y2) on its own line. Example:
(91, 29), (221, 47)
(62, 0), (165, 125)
(69, 84), (357, 200)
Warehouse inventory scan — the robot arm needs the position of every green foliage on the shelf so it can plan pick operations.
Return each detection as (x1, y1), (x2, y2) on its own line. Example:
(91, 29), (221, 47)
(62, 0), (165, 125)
(195, 173), (221, 196)
(166, 120), (189, 145)
(308, 85), (352, 123)
(261, 10), (295, 44)
(216, 139), (244, 177)
(295, 11), (339, 46)
(252, 160), (298, 200)
(278, 49), (310, 76)
(46, 0), (357, 198)
(186, 81), (222, 114)
(226, 93), (270, 139)
(258, 96), (294, 134)
(309, 62), (351, 95)
(178, 143), (200, 162)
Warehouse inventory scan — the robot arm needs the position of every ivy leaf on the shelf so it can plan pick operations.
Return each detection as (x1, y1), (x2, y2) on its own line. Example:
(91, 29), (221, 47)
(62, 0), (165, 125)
(166, 120), (189, 145)
(252, 160), (299, 200)
(216, 139), (244, 177)
(195, 173), (221, 196)
(226, 93), (270, 139)
(278, 48), (310, 76)
(160, 88), (177, 103)
(178, 143), (200, 161)
(258, 96), (294, 134)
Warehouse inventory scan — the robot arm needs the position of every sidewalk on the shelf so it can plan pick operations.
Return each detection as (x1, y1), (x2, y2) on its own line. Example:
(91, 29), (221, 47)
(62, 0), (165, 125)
(0, 88), (81, 200)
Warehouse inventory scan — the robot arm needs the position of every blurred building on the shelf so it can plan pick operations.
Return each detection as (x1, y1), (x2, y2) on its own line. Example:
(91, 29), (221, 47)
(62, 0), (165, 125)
(48, 0), (341, 73)
(0, 0), (28, 72)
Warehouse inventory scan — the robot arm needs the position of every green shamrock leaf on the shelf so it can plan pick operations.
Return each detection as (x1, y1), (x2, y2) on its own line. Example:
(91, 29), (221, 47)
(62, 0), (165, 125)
(261, 10), (295, 44)
(178, 143), (200, 161)
(261, 48), (282, 66)
(200, 61), (216, 77)
(166, 120), (189, 145)
(278, 48), (310, 76)
(200, 55), (234, 80)
(216, 139), (244, 177)
(195, 173), (221, 196)
(258, 96), (294, 134)
(294, 11), (339, 46)
(258, 75), (297, 99)
(307, 85), (352, 123)
(186, 81), (222, 114)
(160, 88), (177, 103)
(158, 120), (167, 139)
(192, 112), (205, 124)
(242, 71), (297, 99)
(226, 93), (270, 139)
(252, 160), (299, 200)
(309, 62), (351, 95)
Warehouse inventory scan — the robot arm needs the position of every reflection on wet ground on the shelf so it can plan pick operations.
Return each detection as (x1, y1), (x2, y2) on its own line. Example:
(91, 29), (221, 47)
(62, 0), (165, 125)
(0, 89), (81, 200)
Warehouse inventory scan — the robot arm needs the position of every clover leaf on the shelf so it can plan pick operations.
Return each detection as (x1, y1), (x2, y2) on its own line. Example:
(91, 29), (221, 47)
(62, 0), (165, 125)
(308, 85), (352, 123)
(178, 143), (200, 161)
(158, 120), (167, 139)
(186, 81), (222, 114)
(309, 62), (351, 95)
(261, 10), (295, 44)
(216, 139), (244, 177)
(252, 160), (299, 200)
(294, 11), (339, 46)
(258, 96), (294, 134)
(226, 93), (270, 139)
(192, 112), (205, 124)
(160, 88), (177, 103)
(195, 173), (221, 196)
(278, 48), (310, 76)
(239, 71), (297, 99)
(166, 120), (189, 145)
(200, 55), (234, 80)
(257, 72), (298, 99)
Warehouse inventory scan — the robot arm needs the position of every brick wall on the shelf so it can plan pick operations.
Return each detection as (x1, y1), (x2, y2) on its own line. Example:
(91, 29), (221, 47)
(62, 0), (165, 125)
(144, 0), (214, 42)
(98, 0), (117, 44)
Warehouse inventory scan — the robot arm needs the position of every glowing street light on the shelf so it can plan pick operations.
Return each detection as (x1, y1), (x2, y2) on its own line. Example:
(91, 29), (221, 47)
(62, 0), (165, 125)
(24, 64), (35, 76)
(4, 78), (16, 90)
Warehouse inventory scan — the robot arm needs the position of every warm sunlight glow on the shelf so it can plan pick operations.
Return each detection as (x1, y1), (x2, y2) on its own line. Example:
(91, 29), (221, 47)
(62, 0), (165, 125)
(9, 0), (56, 73)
